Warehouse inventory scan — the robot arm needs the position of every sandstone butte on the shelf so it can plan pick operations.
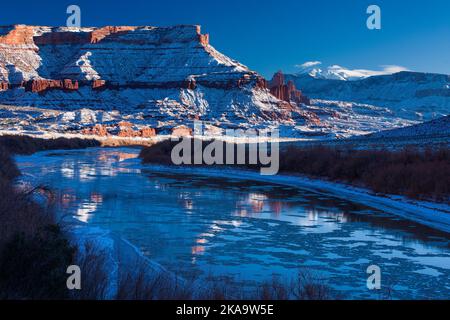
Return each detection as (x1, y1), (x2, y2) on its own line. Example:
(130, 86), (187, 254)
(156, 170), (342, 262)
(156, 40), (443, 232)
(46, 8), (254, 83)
(0, 24), (316, 135)
(82, 123), (157, 138)
(0, 24), (310, 106)
(269, 71), (310, 106)
(171, 126), (193, 137)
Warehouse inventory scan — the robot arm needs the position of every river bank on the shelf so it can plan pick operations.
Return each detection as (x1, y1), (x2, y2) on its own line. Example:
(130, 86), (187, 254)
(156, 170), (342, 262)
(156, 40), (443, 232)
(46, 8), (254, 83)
(141, 164), (450, 234)
(15, 147), (450, 299)
(3, 134), (450, 299)
(1, 136), (336, 299)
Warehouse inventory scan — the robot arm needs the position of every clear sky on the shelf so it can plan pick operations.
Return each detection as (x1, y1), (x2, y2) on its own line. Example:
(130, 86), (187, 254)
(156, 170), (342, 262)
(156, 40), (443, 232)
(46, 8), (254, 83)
(1, 0), (449, 77)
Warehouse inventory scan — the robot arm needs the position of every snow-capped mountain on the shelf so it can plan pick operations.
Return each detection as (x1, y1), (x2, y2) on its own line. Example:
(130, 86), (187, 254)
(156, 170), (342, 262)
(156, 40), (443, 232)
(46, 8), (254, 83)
(0, 25), (445, 139)
(284, 69), (450, 121)
(294, 61), (408, 81)
(0, 24), (317, 136)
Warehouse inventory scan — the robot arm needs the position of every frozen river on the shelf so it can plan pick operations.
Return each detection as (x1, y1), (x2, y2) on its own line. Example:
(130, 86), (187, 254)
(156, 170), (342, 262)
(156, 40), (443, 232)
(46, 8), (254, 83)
(16, 147), (450, 299)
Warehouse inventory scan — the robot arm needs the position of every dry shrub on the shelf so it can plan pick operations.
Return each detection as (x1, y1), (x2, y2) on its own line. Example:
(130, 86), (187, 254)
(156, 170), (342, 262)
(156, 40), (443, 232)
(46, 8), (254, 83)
(140, 140), (450, 202)
(0, 225), (75, 299)
(116, 267), (333, 300)
(139, 138), (273, 169)
(0, 157), (74, 300)
(257, 276), (291, 300)
(0, 181), (55, 249)
(279, 146), (450, 202)
(255, 272), (332, 300)
(117, 263), (192, 300)
(290, 272), (332, 300)
(139, 139), (177, 165)
(0, 147), (20, 181)
(0, 137), (100, 299)
(70, 242), (110, 300)
(0, 135), (100, 155)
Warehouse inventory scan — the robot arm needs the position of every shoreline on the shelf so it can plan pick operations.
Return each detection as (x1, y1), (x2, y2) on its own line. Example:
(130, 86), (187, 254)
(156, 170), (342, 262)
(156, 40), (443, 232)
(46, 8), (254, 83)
(0, 129), (311, 145)
(139, 164), (450, 234)
(17, 144), (450, 234)
(65, 218), (180, 299)
(12, 146), (450, 300)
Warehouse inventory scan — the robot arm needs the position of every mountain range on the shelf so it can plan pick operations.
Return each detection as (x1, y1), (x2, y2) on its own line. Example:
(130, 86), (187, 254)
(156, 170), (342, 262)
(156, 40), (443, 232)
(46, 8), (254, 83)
(0, 24), (321, 137)
(294, 61), (410, 81)
(0, 24), (448, 139)
(285, 68), (449, 122)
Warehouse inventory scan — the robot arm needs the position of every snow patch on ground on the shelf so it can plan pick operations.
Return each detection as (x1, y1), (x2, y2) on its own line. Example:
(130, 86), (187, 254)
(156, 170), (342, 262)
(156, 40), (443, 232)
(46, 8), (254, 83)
(65, 219), (179, 299)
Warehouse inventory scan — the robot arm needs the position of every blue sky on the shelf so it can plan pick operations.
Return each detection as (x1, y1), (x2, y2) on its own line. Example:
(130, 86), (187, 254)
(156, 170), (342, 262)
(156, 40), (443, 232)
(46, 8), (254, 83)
(1, 0), (449, 77)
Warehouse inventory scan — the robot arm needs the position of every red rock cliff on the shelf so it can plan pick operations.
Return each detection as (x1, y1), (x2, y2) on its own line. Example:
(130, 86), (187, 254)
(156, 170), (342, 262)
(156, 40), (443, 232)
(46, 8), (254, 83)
(90, 26), (137, 44)
(269, 71), (310, 105)
(24, 79), (79, 93)
(0, 25), (35, 45)
(0, 81), (9, 90)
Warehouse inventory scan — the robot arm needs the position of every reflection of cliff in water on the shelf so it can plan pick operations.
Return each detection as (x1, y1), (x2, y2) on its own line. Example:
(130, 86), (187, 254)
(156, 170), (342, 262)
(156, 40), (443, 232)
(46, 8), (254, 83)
(15, 147), (450, 299)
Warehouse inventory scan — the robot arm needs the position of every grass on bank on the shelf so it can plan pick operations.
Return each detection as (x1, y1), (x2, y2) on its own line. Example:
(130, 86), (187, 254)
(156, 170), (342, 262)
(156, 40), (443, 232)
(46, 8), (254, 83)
(0, 135), (334, 300)
(0, 135), (100, 155)
(0, 136), (98, 299)
(139, 139), (450, 203)
(279, 145), (450, 202)
(116, 268), (334, 300)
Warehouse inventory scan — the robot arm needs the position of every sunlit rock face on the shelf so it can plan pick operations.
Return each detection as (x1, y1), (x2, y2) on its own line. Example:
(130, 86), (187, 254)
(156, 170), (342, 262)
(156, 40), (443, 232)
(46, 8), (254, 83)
(0, 24), (315, 135)
(269, 71), (310, 106)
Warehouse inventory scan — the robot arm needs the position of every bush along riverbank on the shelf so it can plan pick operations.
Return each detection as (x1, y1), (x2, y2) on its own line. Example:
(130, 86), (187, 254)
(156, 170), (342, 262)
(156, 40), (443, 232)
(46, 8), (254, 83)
(139, 139), (450, 203)
(0, 135), (101, 155)
(0, 135), (336, 300)
(0, 136), (98, 299)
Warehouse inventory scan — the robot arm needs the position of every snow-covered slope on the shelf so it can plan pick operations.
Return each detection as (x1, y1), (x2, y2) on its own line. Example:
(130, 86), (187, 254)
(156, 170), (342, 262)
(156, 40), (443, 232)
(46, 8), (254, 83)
(295, 62), (409, 81)
(0, 24), (317, 135)
(296, 99), (416, 139)
(366, 115), (450, 139)
(285, 71), (450, 121)
(0, 25), (445, 139)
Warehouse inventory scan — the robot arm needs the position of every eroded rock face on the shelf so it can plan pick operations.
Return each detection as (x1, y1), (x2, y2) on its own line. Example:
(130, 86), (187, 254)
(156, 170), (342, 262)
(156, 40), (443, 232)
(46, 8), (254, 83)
(0, 25), (35, 45)
(90, 26), (137, 44)
(199, 33), (209, 46)
(270, 71), (285, 88)
(33, 31), (90, 45)
(118, 121), (133, 128)
(117, 126), (157, 138)
(23, 79), (79, 93)
(269, 71), (310, 105)
(172, 125), (193, 137)
(92, 79), (107, 90)
(0, 25), (267, 91)
(139, 127), (157, 137)
(81, 122), (157, 138)
(117, 127), (140, 137)
(0, 24), (318, 131)
(81, 124), (109, 136)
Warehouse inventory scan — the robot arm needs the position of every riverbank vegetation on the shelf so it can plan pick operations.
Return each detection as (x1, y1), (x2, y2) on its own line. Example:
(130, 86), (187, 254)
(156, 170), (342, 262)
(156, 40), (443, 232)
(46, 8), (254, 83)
(0, 135), (98, 299)
(0, 147), (74, 298)
(116, 268), (334, 300)
(0, 135), (334, 300)
(279, 145), (450, 202)
(139, 139), (450, 202)
(0, 134), (100, 155)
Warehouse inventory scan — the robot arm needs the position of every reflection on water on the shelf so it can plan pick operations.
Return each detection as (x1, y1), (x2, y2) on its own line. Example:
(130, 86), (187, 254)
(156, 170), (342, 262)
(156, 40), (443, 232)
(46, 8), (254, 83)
(16, 148), (450, 299)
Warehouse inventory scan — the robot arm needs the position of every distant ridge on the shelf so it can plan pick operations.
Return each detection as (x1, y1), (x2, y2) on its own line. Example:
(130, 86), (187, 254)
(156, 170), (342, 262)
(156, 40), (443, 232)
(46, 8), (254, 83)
(283, 70), (450, 121)
(366, 115), (450, 139)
